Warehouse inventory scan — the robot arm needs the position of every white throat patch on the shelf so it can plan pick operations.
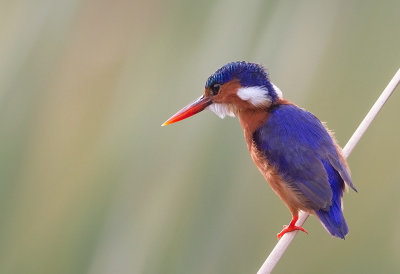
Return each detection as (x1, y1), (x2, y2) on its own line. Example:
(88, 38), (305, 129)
(272, 83), (283, 98)
(237, 86), (271, 107)
(207, 103), (235, 119)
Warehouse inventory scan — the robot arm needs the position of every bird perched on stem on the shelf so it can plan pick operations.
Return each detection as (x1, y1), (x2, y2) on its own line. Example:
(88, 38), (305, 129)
(162, 61), (356, 239)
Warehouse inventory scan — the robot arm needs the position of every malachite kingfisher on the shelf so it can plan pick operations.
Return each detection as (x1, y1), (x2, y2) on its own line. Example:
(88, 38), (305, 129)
(162, 61), (356, 239)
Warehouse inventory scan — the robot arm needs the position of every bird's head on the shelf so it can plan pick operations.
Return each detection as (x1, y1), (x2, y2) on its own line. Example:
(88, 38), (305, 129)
(162, 61), (282, 126)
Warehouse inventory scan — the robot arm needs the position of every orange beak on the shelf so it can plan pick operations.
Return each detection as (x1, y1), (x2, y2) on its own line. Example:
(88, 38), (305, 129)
(162, 95), (212, 126)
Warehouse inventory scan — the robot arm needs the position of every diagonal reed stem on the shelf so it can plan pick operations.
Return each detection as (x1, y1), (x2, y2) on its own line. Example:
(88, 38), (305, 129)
(257, 68), (400, 274)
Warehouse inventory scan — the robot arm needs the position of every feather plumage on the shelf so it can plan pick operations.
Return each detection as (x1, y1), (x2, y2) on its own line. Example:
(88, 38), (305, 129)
(163, 61), (356, 239)
(252, 103), (354, 238)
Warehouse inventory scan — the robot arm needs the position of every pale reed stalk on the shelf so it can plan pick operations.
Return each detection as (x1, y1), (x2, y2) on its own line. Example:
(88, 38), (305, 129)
(257, 68), (400, 274)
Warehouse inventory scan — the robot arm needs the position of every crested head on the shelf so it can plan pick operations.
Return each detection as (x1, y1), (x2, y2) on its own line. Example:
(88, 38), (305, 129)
(206, 61), (271, 91)
(204, 61), (283, 118)
(161, 61), (284, 127)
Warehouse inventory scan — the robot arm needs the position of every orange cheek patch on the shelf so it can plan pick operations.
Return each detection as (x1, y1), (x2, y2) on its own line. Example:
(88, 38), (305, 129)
(210, 79), (255, 110)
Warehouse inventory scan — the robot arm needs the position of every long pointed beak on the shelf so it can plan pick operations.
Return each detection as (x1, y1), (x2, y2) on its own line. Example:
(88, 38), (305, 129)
(162, 95), (212, 126)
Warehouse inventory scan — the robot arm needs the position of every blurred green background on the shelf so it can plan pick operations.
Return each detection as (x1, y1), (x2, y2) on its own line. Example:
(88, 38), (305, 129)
(0, 0), (399, 273)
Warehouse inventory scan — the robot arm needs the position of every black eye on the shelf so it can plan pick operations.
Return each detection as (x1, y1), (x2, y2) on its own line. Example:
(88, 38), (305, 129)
(210, 83), (221, 95)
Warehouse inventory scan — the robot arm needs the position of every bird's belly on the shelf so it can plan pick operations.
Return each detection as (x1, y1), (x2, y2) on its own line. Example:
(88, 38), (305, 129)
(249, 142), (312, 215)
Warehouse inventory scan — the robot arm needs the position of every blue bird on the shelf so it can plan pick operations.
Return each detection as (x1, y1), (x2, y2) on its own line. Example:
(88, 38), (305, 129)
(162, 61), (356, 239)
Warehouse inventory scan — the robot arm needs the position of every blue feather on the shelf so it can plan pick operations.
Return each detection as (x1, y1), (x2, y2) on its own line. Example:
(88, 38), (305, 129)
(316, 160), (348, 239)
(253, 104), (355, 238)
(205, 61), (279, 102)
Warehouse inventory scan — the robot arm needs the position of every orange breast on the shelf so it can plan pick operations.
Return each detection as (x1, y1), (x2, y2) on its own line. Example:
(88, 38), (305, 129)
(237, 108), (314, 216)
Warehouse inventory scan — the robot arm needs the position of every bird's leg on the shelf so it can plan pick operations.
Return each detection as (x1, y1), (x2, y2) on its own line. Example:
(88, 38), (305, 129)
(277, 215), (308, 240)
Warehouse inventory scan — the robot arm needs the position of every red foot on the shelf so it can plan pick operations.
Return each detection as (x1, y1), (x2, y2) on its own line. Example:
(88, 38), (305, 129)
(277, 216), (309, 240)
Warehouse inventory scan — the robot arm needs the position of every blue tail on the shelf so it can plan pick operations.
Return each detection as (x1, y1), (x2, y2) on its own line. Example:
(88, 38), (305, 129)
(316, 201), (348, 239)
(316, 160), (349, 239)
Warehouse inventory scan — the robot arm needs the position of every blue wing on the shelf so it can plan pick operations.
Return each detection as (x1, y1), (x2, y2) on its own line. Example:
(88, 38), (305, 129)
(253, 104), (355, 211)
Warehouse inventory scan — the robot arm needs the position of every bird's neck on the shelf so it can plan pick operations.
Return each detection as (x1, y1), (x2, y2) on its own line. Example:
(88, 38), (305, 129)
(237, 100), (292, 150)
(237, 108), (270, 150)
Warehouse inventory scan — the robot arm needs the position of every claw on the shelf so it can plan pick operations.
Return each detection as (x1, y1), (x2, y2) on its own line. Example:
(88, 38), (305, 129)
(277, 215), (308, 240)
(277, 225), (308, 239)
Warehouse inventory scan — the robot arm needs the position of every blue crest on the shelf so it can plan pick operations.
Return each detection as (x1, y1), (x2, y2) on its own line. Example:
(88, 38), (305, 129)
(205, 61), (279, 101)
